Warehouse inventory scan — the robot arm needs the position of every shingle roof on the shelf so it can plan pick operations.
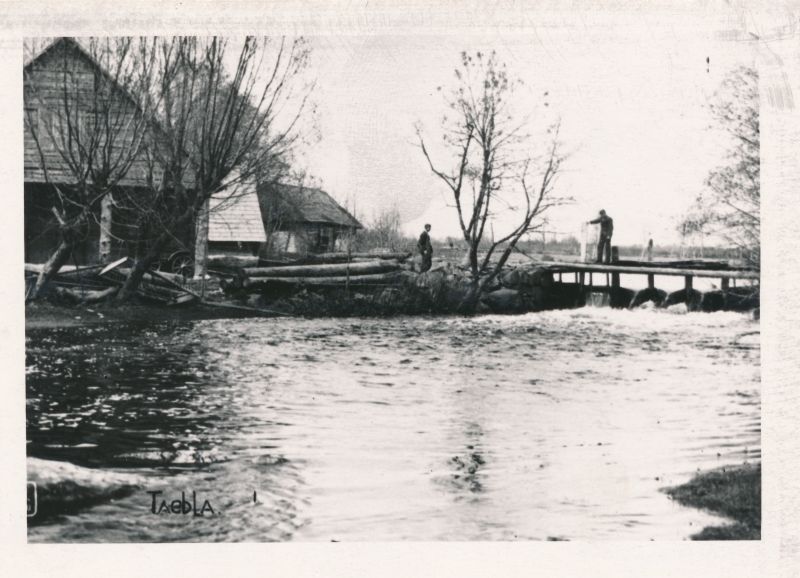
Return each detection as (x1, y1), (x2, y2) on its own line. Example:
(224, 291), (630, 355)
(258, 183), (362, 229)
(209, 181), (267, 243)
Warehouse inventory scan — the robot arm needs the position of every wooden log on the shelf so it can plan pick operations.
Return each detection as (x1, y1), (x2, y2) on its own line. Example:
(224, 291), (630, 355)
(301, 251), (411, 264)
(243, 272), (404, 289)
(242, 260), (400, 278)
(100, 257), (130, 276)
(207, 254), (260, 269)
(99, 267), (193, 303)
(48, 279), (111, 291)
(135, 283), (187, 300)
(257, 258), (297, 267)
(102, 267), (186, 290)
(25, 263), (105, 276)
(51, 285), (119, 304)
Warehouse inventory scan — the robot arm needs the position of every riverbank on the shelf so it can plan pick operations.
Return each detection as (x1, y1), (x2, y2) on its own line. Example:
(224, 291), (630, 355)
(25, 301), (269, 330)
(664, 463), (761, 540)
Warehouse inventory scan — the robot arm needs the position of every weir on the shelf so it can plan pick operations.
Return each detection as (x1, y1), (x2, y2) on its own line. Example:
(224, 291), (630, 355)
(542, 259), (759, 311)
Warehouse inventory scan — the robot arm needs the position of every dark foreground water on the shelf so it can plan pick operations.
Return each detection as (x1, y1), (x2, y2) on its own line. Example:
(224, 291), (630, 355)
(26, 307), (760, 541)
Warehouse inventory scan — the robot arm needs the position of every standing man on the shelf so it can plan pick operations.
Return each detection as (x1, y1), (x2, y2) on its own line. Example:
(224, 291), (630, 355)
(642, 237), (654, 262)
(418, 223), (433, 273)
(588, 209), (613, 264)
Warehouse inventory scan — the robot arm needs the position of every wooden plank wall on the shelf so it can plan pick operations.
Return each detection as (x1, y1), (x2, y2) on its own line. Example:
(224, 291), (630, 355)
(23, 40), (162, 189)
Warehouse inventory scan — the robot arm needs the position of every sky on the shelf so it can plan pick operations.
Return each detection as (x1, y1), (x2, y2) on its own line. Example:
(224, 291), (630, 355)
(291, 11), (757, 246)
(22, 8), (758, 247)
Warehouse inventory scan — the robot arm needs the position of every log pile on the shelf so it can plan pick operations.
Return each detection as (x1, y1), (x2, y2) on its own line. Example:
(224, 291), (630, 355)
(25, 259), (197, 305)
(225, 252), (413, 293)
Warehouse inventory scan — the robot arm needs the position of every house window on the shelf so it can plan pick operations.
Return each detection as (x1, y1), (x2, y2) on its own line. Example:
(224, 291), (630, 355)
(317, 225), (331, 253)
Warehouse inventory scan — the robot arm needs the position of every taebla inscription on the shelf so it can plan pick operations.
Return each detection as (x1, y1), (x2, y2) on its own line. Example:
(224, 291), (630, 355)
(147, 491), (215, 517)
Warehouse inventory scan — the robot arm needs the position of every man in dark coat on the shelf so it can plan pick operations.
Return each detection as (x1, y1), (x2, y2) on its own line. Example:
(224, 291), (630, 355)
(418, 224), (433, 273)
(588, 209), (613, 264)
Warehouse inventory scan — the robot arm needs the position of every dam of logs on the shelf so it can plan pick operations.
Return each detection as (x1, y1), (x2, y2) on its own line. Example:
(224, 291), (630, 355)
(219, 250), (759, 315)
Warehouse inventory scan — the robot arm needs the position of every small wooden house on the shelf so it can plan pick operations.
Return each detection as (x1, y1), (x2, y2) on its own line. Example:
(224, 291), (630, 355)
(257, 183), (362, 256)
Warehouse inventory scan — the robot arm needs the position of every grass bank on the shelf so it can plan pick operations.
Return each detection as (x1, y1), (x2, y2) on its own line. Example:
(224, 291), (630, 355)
(664, 463), (760, 540)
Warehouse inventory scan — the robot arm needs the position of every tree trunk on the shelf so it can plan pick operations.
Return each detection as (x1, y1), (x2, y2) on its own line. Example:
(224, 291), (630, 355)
(469, 244), (479, 276)
(457, 279), (482, 314)
(193, 198), (210, 280)
(116, 208), (195, 302)
(28, 238), (74, 301)
(114, 242), (162, 302)
(98, 194), (113, 264)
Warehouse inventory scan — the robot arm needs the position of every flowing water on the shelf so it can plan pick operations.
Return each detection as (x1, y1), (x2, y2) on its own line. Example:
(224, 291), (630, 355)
(26, 307), (760, 542)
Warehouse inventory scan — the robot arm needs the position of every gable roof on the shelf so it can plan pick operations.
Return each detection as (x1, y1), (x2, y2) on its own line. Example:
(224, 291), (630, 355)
(23, 37), (197, 190)
(258, 183), (362, 229)
(24, 37), (141, 111)
(208, 180), (267, 243)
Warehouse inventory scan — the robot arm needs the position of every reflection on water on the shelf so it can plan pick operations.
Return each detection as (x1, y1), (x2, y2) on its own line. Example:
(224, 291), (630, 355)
(26, 308), (760, 541)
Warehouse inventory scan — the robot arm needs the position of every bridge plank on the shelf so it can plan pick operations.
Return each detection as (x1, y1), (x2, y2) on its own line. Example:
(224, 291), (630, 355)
(542, 261), (759, 280)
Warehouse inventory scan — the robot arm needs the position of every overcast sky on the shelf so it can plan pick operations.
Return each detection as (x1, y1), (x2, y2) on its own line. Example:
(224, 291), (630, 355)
(23, 8), (758, 247)
(297, 11), (756, 246)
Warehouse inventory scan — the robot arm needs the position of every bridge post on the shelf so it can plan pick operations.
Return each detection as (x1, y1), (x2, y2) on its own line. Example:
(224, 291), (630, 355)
(721, 277), (729, 292)
(684, 275), (693, 292)
(647, 274), (655, 289)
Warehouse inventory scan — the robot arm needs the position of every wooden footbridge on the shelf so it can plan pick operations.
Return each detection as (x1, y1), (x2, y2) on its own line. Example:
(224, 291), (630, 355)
(539, 259), (760, 309)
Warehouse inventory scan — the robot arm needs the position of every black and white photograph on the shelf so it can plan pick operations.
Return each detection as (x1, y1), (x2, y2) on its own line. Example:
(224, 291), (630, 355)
(5, 1), (800, 573)
(20, 12), (765, 544)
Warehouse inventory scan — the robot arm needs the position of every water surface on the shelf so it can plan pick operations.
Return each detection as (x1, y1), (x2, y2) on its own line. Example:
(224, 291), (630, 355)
(26, 307), (760, 541)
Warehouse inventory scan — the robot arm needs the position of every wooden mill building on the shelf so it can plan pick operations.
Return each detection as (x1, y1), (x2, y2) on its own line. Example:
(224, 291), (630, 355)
(24, 37), (362, 271)
(23, 37), (165, 265)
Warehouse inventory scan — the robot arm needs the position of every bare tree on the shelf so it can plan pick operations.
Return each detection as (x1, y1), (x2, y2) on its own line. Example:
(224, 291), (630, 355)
(114, 36), (313, 301)
(250, 167), (311, 257)
(24, 37), (157, 300)
(417, 51), (565, 309)
(682, 66), (759, 269)
(355, 204), (405, 252)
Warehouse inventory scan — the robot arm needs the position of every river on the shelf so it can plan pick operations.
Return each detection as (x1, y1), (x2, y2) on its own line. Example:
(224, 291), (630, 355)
(26, 306), (760, 542)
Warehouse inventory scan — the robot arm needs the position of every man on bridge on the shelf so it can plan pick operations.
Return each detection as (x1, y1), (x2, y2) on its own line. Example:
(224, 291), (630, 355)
(588, 209), (614, 264)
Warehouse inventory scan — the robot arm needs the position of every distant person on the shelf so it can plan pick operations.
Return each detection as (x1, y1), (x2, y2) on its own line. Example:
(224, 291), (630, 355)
(588, 209), (614, 264)
(417, 224), (433, 273)
(645, 238), (653, 262)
